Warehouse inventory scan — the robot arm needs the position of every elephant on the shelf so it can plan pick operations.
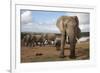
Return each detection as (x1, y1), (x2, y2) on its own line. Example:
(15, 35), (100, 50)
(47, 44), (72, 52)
(55, 37), (61, 51)
(22, 34), (31, 47)
(28, 34), (36, 47)
(56, 16), (81, 59)
(41, 34), (48, 46)
(21, 33), (36, 47)
(35, 34), (44, 46)
(45, 33), (56, 46)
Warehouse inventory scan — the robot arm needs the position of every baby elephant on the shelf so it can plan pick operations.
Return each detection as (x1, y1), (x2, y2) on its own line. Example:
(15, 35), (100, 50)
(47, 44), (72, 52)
(56, 16), (81, 59)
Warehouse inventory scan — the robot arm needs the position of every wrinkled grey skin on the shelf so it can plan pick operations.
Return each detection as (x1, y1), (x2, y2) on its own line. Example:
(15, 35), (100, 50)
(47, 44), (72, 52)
(56, 16), (81, 58)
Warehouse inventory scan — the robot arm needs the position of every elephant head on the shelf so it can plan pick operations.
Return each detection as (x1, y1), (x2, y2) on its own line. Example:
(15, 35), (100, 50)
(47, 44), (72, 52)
(56, 16), (81, 58)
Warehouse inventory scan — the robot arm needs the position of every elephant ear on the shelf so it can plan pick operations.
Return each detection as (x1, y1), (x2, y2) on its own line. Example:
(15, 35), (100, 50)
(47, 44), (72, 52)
(74, 16), (81, 39)
(74, 16), (79, 26)
(56, 17), (65, 33)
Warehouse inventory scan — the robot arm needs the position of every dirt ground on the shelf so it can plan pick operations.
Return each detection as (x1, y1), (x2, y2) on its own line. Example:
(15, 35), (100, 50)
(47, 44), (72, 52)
(21, 42), (89, 63)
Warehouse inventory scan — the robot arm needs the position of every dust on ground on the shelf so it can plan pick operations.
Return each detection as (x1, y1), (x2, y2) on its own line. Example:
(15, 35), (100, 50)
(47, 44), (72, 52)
(21, 42), (89, 63)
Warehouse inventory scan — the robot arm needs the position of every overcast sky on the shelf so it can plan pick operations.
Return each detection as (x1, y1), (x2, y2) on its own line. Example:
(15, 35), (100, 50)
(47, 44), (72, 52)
(21, 10), (90, 33)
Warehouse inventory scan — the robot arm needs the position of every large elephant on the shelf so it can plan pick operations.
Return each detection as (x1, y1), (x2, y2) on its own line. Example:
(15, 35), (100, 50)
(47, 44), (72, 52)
(56, 16), (81, 58)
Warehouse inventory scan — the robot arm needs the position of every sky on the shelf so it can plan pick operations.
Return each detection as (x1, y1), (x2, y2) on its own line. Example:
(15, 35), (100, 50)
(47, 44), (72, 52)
(21, 10), (90, 33)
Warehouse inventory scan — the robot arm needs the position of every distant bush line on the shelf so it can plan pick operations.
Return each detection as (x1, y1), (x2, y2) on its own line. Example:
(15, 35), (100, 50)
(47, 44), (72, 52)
(21, 32), (89, 39)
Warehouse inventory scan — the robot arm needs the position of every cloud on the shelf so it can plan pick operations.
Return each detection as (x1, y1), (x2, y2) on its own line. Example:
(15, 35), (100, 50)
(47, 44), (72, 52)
(21, 11), (59, 33)
(65, 12), (90, 32)
(79, 24), (89, 32)
(21, 21), (60, 33)
(21, 11), (90, 33)
(66, 12), (90, 24)
(21, 11), (32, 25)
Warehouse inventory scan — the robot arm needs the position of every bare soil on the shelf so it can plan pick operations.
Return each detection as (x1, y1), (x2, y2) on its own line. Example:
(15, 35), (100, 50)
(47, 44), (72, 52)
(21, 42), (89, 63)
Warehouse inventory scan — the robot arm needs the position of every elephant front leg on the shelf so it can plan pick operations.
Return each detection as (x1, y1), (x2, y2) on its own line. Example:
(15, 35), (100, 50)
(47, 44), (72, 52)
(60, 33), (66, 58)
(69, 38), (77, 59)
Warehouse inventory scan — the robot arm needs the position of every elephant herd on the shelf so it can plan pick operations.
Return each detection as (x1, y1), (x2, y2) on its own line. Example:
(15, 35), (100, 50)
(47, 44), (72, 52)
(21, 16), (81, 59)
(21, 33), (61, 48)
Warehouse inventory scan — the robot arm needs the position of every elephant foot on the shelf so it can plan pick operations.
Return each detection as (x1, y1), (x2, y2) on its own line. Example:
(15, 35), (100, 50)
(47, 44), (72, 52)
(69, 55), (76, 59)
